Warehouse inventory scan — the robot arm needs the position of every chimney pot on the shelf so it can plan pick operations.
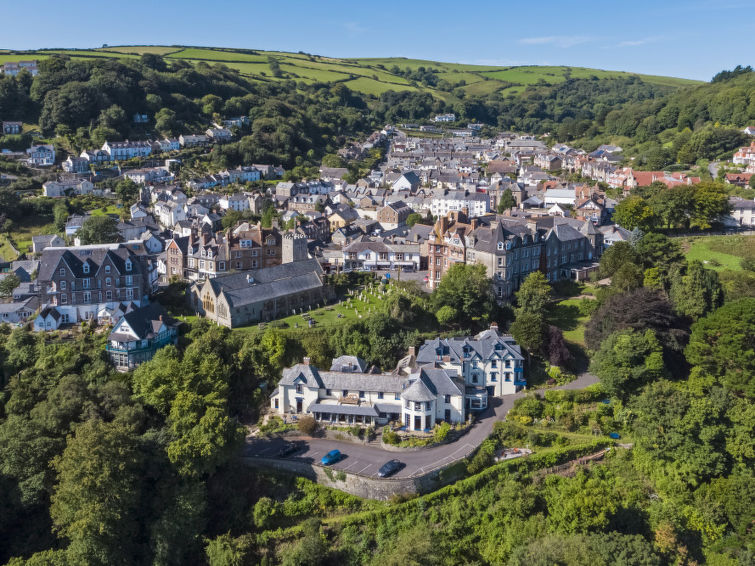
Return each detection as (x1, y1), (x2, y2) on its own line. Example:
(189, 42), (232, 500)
(303, 357), (311, 365)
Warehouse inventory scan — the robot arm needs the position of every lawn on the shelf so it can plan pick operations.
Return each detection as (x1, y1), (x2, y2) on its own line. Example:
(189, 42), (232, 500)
(683, 235), (755, 271)
(546, 298), (590, 346)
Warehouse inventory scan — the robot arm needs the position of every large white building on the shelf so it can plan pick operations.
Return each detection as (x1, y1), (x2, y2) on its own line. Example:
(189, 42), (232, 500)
(342, 238), (421, 271)
(270, 324), (525, 431)
(431, 190), (490, 218)
(102, 140), (152, 160)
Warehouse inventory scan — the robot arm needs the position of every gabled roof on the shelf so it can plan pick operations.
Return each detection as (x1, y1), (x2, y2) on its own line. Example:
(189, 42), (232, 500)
(330, 355), (368, 373)
(111, 303), (176, 341)
(416, 326), (524, 367)
(280, 363), (325, 388)
(205, 258), (324, 308)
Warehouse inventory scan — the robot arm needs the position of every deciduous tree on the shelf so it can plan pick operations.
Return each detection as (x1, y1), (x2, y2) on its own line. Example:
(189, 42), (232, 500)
(589, 329), (667, 398)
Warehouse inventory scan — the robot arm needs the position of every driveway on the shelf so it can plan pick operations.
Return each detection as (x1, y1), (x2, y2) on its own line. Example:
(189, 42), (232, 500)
(243, 373), (599, 479)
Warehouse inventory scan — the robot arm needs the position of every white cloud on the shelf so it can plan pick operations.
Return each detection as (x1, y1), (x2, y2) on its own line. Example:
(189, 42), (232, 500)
(518, 36), (592, 48)
(617, 37), (658, 47)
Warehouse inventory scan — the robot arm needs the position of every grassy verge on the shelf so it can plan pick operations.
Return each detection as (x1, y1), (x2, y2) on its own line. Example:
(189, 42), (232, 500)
(682, 234), (755, 271)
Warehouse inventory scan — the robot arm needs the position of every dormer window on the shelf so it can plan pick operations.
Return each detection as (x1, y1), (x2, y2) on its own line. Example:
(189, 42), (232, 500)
(83, 263), (90, 274)
(497, 242), (504, 250)
(125, 259), (132, 272)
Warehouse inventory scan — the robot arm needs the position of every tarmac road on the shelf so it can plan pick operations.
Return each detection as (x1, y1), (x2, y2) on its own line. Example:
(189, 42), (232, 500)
(243, 373), (599, 479)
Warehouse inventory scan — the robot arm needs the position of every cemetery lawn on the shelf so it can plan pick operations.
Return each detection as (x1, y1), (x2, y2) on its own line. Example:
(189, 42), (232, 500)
(217, 283), (391, 335)
(273, 289), (386, 329)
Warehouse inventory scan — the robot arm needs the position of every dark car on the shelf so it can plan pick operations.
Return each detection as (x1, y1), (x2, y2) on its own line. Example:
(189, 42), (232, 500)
(377, 459), (403, 478)
(321, 449), (342, 465)
(277, 441), (304, 458)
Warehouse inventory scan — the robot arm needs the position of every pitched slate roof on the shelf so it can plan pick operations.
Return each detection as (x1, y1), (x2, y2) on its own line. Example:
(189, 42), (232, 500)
(207, 258), (324, 309)
(330, 355), (368, 373)
(416, 327), (524, 367)
(37, 244), (146, 281)
(111, 303), (176, 342)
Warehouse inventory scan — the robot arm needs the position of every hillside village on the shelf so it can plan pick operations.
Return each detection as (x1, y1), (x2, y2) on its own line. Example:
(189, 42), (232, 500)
(1, 71), (755, 374)
(0, 25), (754, 565)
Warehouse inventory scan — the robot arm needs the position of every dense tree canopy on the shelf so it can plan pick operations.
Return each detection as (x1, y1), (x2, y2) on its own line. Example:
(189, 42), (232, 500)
(432, 264), (496, 327)
(685, 299), (755, 398)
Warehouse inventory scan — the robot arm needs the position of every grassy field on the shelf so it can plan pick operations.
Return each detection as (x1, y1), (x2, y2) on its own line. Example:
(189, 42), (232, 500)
(344, 76), (418, 95)
(9, 216), (57, 255)
(97, 46), (183, 55)
(0, 234), (18, 262)
(0, 47), (701, 99)
(683, 234), (755, 271)
(479, 65), (699, 88)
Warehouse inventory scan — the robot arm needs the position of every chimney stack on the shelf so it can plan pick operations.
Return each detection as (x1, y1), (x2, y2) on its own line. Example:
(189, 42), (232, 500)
(303, 357), (311, 365)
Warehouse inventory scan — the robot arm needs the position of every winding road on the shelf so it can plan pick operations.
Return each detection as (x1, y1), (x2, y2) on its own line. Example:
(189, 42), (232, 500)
(243, 373), (599, 479)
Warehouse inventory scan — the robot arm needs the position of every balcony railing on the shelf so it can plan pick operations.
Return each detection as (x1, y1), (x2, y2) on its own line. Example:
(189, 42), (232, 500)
(106, 333), (176, 355)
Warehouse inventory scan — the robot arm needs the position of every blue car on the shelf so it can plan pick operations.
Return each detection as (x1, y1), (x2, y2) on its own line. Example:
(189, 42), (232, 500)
(321, 449), (342, 465)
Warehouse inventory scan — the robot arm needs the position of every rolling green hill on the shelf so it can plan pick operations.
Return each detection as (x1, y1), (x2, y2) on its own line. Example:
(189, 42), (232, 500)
(0, 45), (700, 99)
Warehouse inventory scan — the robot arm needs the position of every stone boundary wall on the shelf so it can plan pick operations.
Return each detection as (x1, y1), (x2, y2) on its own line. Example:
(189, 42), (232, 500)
(241, 457), (464, 500)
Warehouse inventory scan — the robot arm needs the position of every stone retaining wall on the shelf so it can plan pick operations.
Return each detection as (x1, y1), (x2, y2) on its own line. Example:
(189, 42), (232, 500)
(241, 457), (465, 500)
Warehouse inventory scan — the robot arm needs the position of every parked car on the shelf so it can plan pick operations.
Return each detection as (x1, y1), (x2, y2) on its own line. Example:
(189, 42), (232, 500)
(321, 449), (342, 465)
(377, 459), (404, 478)
(277, 442), (304, 458)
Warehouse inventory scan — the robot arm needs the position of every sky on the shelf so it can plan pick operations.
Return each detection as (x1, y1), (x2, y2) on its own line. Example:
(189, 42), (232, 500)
(1, 0), (752, 81)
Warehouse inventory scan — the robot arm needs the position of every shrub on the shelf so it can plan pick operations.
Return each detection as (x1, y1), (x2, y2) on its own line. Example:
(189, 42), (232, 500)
(382, 428), (400, 445)
(467, 438), (496, 474)
(578, 299), (599, 316)
(297, 415), (317, 435)
(259, 415), (294, 435)
(347, 426), (362, 438)
(433, 421), (451, 443)
(511, 415), (534, 425)
(253, 497), (280, 529)
(511, 396), (544, 418)
(492, 421), (528, 445)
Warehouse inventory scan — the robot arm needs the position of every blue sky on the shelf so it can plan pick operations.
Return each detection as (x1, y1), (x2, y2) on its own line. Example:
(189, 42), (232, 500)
(1, 0), (751, 80)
